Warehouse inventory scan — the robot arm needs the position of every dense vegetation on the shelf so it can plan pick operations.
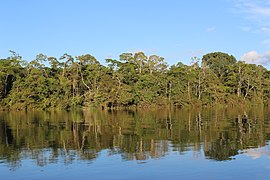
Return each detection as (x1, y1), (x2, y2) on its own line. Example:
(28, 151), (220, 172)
(0, 51), (270, 110)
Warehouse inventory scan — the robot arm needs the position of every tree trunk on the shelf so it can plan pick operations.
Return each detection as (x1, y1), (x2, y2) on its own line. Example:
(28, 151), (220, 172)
(198, 74), (201, 100)
(237, 65), (242, 98)
(187, 81), (190, 101)
(4, 74), (8, 96)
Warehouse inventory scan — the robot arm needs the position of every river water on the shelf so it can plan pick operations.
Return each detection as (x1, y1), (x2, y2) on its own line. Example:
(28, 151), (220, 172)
(0, 108), (270, 179)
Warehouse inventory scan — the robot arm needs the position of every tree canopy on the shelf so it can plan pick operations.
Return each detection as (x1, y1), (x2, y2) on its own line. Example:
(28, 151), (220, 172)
(0, 51), (269, 110)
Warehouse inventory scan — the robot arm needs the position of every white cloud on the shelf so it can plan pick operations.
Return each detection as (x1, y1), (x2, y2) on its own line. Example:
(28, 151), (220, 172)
(241, 50), (270, 65)
(205, 26), (216, 32)
(241, 51), (261, 63)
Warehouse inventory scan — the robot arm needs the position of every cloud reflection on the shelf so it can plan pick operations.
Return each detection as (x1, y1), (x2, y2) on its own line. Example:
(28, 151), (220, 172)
(244, 145), (270, 159)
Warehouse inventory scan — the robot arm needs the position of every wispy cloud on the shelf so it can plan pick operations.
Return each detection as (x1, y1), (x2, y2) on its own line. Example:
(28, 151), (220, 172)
(261, 27), (270, 31)
(235, 0), (270, 28)
(128, 48), (158, 54)
(240, 26), (252, 32)
(186, 49), (205, 58)
(205, 26), (216, 32)
(262, 39), (270, 46)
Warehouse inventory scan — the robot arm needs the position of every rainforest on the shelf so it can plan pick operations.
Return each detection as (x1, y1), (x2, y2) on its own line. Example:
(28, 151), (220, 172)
(0, 51), (269, 110)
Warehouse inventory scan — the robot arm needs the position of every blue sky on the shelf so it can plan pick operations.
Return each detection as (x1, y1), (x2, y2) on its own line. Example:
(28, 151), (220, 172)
(1, 0), (270, 66)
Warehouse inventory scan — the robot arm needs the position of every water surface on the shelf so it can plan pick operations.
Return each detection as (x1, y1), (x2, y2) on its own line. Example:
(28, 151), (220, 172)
(0, 108), (270, 179)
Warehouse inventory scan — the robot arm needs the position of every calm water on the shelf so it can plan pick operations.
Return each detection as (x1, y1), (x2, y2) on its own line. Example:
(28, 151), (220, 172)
(0, 108), (270, 179)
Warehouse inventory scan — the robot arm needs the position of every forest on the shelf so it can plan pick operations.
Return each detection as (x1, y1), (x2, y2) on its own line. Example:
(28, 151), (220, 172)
(0, 51), (270, 110)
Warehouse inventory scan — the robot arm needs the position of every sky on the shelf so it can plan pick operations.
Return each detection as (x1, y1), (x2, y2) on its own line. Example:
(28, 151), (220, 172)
(1, 0), (270, 66)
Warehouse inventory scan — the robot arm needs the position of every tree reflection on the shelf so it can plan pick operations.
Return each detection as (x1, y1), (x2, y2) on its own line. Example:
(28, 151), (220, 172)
(0, 108), (269, 169)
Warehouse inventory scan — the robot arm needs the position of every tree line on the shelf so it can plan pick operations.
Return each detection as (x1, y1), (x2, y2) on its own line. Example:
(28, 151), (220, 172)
(0, 51), (270, 110)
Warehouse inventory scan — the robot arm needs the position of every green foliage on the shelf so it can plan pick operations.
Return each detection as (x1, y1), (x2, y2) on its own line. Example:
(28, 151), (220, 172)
(1, 51), (270, 110)
(202, 52), (236, 83)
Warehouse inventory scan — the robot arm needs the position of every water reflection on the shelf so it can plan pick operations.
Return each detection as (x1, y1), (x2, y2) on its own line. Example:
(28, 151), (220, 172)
(0, 108), (269, 170)
(244, 145), (270, 159)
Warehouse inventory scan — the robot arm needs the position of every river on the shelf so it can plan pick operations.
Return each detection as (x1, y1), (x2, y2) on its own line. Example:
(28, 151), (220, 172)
(0, 108), (270, 179)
